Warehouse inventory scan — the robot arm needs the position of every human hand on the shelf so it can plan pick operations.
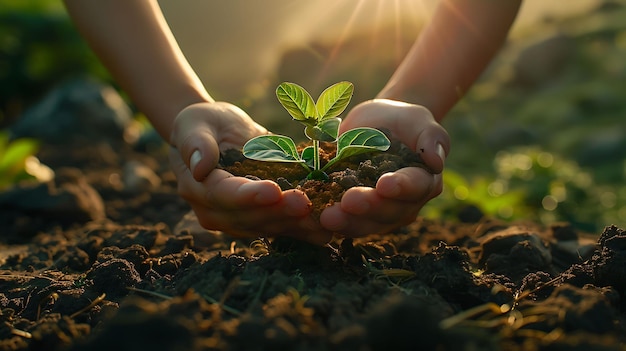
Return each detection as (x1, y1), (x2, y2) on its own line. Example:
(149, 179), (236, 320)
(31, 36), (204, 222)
(319, 99), (450, 237)
(169, 102), (333, 245)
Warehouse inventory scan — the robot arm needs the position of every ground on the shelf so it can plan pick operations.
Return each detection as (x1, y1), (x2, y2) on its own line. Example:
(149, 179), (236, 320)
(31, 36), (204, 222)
(0, 142), (625, 351)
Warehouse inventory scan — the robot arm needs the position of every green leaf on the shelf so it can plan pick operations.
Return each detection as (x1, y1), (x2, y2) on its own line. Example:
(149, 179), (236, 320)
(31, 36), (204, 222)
(322, 128), (390, 171)
(336, 128), (391, 156)
(304, 117), (341, 142)
(276, 82), (317, 122)
(316, 81), (354, 120)
(307, 170), (329, 181)
(301, 146), (315, 168)
(318, 117), (341, 141)
(242, 135), (303, 163)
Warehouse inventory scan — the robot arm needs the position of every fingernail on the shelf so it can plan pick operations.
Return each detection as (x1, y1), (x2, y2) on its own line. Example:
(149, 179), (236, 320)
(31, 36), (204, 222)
(436, 143), (446, 166)
(190, 150), (202, 173)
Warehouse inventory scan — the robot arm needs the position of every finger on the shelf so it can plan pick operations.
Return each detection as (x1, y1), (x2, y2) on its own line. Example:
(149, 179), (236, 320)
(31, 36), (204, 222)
(169, 146), (206, 203)
(205, 170), (283, 208)
(375, 167), (438, 201)
(169, 104), (221, 181)
(281, 189), (315, 217)
(329, 168), (438, 217)
(414, 125), (449, 174)
(169, 146), (192, 182)
(224, 189), (312, 225)
(186, 180), (312, 227)
(391, 116), (449, 174)
(342, 186), (428, 227)
(192, 201), (330, 244)
(320, 203), (403, 237)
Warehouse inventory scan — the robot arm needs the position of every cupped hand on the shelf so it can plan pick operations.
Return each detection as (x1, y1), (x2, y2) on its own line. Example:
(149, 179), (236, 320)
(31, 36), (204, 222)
(319, 99), (450, 237)
(169, 102), (333, 245)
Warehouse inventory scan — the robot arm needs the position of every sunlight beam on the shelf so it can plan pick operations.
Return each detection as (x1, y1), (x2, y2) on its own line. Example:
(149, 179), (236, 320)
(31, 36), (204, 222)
(314, 0), (367, 88)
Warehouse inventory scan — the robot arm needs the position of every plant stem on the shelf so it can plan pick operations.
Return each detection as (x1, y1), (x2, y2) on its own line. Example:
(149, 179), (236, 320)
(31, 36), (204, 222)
(313, 140), (320, 170)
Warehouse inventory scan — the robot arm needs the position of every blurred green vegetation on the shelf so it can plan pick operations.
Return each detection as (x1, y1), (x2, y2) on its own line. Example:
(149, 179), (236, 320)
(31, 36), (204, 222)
(423, 147), (626, 232)
(0, 0), (109, 127)
(0, 131), (53, 189)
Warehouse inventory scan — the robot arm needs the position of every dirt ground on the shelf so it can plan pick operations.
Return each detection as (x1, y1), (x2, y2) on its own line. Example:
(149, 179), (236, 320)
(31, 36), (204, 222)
(1, 141), (625, 351)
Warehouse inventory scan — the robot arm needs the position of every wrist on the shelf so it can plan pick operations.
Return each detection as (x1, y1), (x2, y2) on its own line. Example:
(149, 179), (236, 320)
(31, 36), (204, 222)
(149, 88), (213, 143)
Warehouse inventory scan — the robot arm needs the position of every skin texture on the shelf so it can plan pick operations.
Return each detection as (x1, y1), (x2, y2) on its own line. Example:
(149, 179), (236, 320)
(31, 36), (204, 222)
(63, 0), (521, 244)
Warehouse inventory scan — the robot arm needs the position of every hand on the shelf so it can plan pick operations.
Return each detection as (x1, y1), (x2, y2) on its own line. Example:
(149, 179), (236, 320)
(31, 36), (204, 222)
(169, 102), (333, 245)
(319, 99), (450, 237)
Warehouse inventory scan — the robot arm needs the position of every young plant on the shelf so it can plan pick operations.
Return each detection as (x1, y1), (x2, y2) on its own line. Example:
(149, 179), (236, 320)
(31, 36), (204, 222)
(242, 81), (390, 180)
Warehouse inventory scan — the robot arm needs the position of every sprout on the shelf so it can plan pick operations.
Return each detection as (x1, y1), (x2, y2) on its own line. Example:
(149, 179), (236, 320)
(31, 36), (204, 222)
(243, 82), (390, 180)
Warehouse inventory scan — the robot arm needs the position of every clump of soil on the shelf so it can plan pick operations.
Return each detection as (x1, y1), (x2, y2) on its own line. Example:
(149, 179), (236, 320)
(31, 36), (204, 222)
(221, 136), (428, 217)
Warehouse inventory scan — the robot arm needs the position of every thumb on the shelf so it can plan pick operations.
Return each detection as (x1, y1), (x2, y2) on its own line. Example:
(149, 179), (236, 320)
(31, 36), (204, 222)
(413, 123), (450, 174)
(170, 105), (221, 181)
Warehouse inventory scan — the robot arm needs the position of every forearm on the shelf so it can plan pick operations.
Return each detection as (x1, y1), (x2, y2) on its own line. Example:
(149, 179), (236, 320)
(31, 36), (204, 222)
(63, 0), (213, 140)
(378, 0), (521, 121)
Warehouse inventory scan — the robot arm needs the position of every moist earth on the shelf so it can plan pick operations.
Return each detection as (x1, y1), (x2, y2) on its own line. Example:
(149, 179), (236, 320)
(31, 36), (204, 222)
(1, 141), (625, 351)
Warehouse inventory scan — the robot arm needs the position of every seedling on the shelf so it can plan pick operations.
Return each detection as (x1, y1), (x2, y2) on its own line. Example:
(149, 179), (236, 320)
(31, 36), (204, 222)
(243, 81), (390, 180)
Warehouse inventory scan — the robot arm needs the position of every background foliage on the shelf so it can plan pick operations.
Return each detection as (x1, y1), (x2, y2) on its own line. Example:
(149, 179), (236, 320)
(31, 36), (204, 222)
(0, 0), (109, 127)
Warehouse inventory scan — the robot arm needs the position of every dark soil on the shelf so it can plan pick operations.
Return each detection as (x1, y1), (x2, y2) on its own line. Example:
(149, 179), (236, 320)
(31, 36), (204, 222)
(1, 141), (625, 351)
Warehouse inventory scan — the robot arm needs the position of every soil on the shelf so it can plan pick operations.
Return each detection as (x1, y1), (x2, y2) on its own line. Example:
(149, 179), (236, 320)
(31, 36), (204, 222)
(1, 141), (625, 351)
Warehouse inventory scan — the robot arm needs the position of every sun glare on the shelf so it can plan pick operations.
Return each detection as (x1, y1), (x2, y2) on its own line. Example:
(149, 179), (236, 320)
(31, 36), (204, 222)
(312, 0), (434, 88)
(315, 0), (368, 87)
